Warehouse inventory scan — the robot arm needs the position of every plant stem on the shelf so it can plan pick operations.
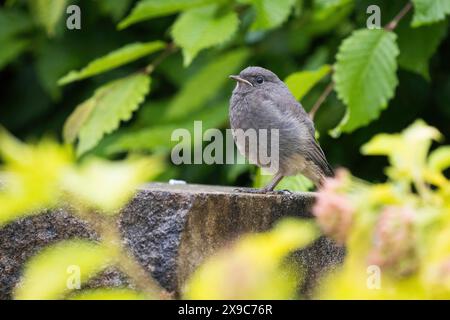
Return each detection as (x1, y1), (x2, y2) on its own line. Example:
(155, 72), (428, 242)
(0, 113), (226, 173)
(144, 42), (178, 74)
(385, 2), (413, 31)
(309, 82), (334, 120)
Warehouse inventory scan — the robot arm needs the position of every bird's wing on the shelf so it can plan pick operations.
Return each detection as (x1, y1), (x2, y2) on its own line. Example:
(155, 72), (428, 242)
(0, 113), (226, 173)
(278, 96), (334, 177)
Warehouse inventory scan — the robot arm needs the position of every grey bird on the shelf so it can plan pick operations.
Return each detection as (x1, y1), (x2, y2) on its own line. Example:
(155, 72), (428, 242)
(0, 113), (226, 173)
(229, 66), (334, 192)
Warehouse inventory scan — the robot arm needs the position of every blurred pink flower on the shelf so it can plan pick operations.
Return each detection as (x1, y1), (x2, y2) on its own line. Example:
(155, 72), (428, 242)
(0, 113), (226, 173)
(313, 169), (354, 245)
(367, 206), (418, 277)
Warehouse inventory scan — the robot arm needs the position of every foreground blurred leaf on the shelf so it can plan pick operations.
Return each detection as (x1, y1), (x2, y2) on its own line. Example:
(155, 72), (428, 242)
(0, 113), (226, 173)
(118, 0), (220, 29)
(66, 74), (150, 156)
(58, 41), (164, 85)
(172, 5), (239, 66)
(184, 218), (318, 299)
(411, 0), (450, 27)
(428, 146), (450, 173)
(240, 0), (296, 31)
(397, 19), (448, 79)
(0, 129), (73, 226)
(69, 288), (147, 300)
(361, 119), (441, 183)
(332, 29), (399, 136)
(165, 49), (249, 120)
(285, 65), (331, 101)
(15, 240), (114, 299)
(28, 0), (68, 36)
(62, 156), (164, 213)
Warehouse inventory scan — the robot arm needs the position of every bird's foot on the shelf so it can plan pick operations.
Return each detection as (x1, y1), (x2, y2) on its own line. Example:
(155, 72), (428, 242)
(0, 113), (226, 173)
(233, 187), (292, 195)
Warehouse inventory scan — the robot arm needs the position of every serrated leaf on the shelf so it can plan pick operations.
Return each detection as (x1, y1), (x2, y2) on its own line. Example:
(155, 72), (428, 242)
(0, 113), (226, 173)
(397, 19), (448, 79)
(58, 41), (165, 85)
(118, 0), (220, 29)
(285, 65), (331, 101)
(172, 5), (239, 66)
(106, 101), (229, 154)
(14, 240), (114, 300)
(28, 0), (68, 36)
(165, 49), (249, 120)
(239, 0), (296, 31)
(332, 29), (399, 136)
(412, 0), (450, 27)
(74, 74), (150, 156)
(63, 98), (96, 144)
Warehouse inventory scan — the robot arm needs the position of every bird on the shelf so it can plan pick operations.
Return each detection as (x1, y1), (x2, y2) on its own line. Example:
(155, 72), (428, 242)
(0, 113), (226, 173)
(229, 66), (334, 193)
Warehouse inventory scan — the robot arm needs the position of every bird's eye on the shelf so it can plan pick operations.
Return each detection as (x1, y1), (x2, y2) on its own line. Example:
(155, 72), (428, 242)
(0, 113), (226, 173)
(256, 76), (264, 84)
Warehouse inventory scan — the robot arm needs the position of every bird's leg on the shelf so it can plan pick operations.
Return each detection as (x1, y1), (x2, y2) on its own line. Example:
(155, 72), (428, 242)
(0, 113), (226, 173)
(233, 174), (286, 194)
(261, 173), (284, 193)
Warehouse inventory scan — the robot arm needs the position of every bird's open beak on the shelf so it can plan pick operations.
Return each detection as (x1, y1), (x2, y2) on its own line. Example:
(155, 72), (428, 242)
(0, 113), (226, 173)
(229, 75), (253, 87)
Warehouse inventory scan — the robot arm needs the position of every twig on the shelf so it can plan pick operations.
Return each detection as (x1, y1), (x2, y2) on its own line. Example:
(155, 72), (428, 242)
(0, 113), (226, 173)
(144, 42), (178, 74)
(385, 1), (413, 31)
(309, 1), (413, 119)
(309, 82), (334, 120)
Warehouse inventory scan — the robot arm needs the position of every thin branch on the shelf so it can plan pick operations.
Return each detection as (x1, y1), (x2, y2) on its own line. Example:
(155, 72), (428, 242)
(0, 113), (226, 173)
(309, 1), (413, 119)
(309, 82), (334, 120)
(385, 1), (413, 31)
(144, 42), (178, 74)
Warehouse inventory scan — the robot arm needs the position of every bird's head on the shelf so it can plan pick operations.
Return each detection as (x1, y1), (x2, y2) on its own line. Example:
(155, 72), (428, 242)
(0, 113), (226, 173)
(229, 66), (282, 93)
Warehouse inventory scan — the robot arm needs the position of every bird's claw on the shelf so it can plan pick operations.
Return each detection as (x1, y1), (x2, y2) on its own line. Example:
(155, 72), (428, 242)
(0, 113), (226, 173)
(233, 187), (292, 195)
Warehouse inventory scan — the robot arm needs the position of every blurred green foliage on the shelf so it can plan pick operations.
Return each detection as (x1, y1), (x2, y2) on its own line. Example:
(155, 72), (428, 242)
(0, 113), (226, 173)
(0, 0), (448, 189)
(1, 0), (450, 300)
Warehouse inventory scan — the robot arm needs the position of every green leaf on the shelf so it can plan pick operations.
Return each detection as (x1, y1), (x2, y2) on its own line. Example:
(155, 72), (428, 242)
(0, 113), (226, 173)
(0, 9), (34, 40)
(106, 101), (229, 154)
(172, 5), (239, 66)
(397, 19), (448, 79)
(0, 38), (29, 70)
(69, 288), (147, 300)
(240, 0), (296, 31)
(28, 0), (68, 36)
(71, 73), (150, 156)
(429, 146), (450, 173)
(97, 0), (133, 21)
(332, 29), (399, 136)
(285, 65), (331, 100)
(58, 41), (165, 85)
(14, 240), (114, 300)
(63, 98), (97, 144)
(165, 49), (249, 120)
(118, 0), (220, 29)
(411, 0), (450, 27)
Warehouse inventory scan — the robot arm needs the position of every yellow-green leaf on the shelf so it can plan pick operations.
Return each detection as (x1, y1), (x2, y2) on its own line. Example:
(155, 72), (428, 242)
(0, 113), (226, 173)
(14, 240), (114, 300)
(285, 65), (331, 101)
(239, 0), (296, 31)
(69, 288), (147, 300)
(58, 41), (165, 85)
(412, 0), (450, 27)
(429, 146), (450, 173)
